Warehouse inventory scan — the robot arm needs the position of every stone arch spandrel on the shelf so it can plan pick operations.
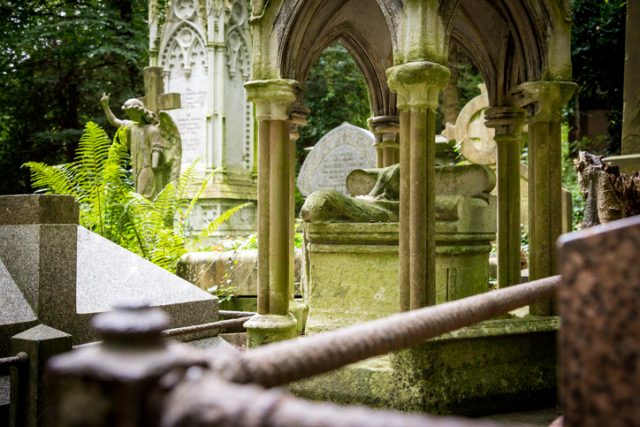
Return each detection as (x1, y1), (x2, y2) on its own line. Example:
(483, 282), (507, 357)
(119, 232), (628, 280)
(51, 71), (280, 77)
(442, 0), (572, 107)
(275, 0), (397, 116)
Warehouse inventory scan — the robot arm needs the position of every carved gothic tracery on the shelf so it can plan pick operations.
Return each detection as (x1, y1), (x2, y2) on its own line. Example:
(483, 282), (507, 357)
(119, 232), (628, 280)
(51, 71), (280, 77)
(225, 0), (251, 80)
(160, 0), (208, 78)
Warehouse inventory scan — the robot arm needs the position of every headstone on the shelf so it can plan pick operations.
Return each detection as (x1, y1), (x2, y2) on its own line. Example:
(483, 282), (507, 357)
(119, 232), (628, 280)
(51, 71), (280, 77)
(150, 0), (256, 236)
(297, 123), (377, 196)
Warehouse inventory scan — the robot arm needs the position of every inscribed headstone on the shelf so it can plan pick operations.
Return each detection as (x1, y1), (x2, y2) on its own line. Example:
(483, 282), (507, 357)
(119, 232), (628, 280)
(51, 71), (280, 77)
(297, 123), (376, 196)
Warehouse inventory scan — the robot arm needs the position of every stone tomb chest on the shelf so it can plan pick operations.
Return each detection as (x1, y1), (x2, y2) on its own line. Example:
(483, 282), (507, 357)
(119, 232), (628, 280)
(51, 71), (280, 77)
(301, 162), (497, 333)
(295, 164), (557, 414)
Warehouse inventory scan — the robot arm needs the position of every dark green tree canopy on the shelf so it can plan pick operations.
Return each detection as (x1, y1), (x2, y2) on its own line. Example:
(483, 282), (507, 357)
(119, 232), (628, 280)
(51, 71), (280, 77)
(571, 0), (626, 153)
(0, 0), (147, 194)
(297, 42), (371, 168)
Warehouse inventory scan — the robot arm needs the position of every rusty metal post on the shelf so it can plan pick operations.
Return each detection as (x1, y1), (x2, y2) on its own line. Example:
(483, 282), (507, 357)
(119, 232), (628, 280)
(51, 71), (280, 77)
(47, 302), (207, 426)
(559, 216), (640, 426)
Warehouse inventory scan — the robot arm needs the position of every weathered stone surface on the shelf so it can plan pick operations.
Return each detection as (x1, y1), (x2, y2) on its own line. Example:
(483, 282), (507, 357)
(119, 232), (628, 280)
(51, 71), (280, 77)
(244, 313), (298, 348)
(297, 123), (377, 196)
(291, 317), (558, 416)
(442, 84), (496, 165)
(302, 220), (495, 333)
(177, 249), (302, 296)
(0, 259), (37, 356)
(75, 226), (217, 343)
(0, 195), (78, 225)
(347, 164), (496, 198)
(149, 0), (257, 235)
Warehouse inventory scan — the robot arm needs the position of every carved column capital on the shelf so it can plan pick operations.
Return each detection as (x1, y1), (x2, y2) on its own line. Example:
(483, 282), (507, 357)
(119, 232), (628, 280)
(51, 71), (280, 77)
(288, 103), (309, 142)
(386, 61), (450, 111)
(512, 81), (578, 123)
(245, 79), (301, 121)
(484, 107), (526, 139)
(368, 115), (399, 147)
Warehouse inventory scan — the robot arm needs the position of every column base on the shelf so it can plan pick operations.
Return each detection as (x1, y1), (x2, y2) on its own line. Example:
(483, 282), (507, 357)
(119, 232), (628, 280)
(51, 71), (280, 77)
(289, 299), (309, 334)
(244, 313), (297, 348)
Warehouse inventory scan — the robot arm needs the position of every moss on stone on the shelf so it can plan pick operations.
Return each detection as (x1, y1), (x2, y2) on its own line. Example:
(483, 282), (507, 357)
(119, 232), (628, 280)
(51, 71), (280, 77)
(290, 318), (558, 416)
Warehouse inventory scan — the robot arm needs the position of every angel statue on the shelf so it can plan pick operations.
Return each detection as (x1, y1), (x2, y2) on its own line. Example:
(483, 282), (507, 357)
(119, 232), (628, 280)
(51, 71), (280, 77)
(100, 93), (182, 199)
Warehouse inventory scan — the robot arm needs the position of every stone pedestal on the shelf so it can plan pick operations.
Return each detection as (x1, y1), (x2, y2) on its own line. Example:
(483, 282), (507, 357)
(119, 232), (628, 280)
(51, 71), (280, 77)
(290, 317), (558, 416)
(243, 313), (297, 348)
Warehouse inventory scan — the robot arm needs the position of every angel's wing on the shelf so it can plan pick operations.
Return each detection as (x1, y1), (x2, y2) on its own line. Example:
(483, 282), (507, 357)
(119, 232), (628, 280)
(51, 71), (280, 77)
(158, 111), (182, 181)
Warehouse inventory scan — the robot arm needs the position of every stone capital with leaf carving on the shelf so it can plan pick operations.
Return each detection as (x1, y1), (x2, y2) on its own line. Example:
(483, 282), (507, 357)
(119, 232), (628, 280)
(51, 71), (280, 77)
(245, 79), (301, 121)
(386, 61), (450, 111)
(512, 81), (578, 123)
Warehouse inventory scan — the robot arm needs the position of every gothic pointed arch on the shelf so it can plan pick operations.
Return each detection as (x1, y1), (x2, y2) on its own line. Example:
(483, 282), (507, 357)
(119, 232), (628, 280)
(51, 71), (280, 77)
(160, 20), (207, 79)
(274, 0), (397, 116)
(225, 0), (251, 81)
(440, 0), (572, 106)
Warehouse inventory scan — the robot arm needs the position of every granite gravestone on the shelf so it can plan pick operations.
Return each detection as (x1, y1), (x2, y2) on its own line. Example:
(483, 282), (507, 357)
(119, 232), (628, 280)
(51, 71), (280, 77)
(297, 123), (376, 196)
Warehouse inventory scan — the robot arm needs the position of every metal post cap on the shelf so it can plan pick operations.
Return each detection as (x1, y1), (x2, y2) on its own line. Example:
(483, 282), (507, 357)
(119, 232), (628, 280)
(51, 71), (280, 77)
(91, 300), (170, 343)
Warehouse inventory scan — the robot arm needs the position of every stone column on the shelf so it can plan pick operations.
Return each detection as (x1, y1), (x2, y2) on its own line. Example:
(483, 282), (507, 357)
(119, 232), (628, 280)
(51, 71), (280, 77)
(514, 81), (577, 314)
(485, 107), (526, 288)
(288, 104), (309, 334)
(244, 79), (300, 346)
(387, 62), (450, 310)
(622, 0), (640, 154)
(368, 116), (400, 167)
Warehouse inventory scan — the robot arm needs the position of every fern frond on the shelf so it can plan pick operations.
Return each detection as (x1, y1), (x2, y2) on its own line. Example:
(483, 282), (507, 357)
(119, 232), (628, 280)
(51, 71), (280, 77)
(183, 169), (215, 223)
(22, 162), (76, 196)
(72, 122), (111, 193)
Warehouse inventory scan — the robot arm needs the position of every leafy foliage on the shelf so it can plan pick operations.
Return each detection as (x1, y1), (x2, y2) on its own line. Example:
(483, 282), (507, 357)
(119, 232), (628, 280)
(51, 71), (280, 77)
(571, 0), (627, 154)
(24, 122), (249, 273)
(0, 0), (148, 194)
(297, 42), (371, 170)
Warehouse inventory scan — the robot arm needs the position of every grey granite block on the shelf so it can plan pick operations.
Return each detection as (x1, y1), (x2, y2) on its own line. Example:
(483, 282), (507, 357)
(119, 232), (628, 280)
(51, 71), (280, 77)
(0, 195), (78, 225)
(0, 258), (37, 355)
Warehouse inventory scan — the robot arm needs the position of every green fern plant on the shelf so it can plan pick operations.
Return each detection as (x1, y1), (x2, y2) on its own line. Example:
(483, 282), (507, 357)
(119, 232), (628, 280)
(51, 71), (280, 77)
(24, 122), (250, 273)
